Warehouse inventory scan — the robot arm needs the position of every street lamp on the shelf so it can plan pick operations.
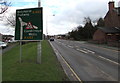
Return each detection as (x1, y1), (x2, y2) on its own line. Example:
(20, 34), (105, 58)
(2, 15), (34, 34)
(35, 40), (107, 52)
(46, 14), (55, 39)
(38, 0), (41, 7)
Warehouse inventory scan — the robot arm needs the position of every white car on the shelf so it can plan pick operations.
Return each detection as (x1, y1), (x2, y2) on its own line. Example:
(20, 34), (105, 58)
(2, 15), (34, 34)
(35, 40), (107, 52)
(0, 41), (8, 48)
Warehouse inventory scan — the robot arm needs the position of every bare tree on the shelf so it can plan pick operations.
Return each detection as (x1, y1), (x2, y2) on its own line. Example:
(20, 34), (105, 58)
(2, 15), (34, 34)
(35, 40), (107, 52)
(0, 0), (11, 14)
(5, 13), (16, 27)
(83, 17), (92, 24)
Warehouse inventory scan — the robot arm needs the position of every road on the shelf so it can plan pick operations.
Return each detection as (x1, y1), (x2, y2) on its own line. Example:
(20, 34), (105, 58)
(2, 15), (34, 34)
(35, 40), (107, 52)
(50, 39), (119, 81)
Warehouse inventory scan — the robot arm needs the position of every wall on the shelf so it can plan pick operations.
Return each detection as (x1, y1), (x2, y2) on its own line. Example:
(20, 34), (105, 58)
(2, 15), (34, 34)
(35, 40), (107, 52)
(93, 29), (107, 43)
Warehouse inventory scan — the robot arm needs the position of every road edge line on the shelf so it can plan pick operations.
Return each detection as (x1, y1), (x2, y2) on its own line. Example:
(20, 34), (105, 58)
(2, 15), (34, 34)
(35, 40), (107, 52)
(49, 41), (83, 83)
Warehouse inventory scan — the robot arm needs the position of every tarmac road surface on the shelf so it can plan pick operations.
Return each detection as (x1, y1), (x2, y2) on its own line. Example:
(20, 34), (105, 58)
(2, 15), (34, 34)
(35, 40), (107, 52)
(50, 39), (119, 81)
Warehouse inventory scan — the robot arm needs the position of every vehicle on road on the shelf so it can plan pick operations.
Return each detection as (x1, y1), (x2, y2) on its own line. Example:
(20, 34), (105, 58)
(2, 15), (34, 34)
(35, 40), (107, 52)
(50, 38), (54, 41)
(0, 41), (8, 48)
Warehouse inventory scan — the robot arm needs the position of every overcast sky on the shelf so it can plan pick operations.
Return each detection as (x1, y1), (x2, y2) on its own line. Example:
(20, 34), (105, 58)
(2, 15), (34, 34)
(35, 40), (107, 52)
(0, 0), (119, 35)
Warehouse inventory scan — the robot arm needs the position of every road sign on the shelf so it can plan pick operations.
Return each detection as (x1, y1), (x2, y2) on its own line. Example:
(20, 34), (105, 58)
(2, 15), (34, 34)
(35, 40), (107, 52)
(15, 7), (43, 41)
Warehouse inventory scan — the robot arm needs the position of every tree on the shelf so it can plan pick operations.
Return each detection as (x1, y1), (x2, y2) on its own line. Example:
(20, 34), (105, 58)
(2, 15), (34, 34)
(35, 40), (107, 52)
(68, 17), (97, 41)
(96, 18), (105, 27)
(83, 17), (91, 24)
(5, 13), (16, 27)
(82, 17), (97, 39)
(0, 0), (11, 21)
(0, 0), (11, 14)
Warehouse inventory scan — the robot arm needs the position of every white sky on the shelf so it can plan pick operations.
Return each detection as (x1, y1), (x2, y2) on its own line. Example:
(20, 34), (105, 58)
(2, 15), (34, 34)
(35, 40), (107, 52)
(0, 0), (119, 35)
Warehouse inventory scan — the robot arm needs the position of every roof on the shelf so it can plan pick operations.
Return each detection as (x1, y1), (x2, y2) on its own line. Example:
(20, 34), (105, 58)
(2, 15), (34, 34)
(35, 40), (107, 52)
(114, 7), (120, 15)
(98, 27), (120, 33)
(2, 35), (14, 37)
(104, 7), (120, 19)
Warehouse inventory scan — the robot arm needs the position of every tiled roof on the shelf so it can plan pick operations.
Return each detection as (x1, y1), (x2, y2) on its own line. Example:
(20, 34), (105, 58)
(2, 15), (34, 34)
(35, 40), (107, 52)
(114, 7), (120, 15)
(98, 27), (120, 33)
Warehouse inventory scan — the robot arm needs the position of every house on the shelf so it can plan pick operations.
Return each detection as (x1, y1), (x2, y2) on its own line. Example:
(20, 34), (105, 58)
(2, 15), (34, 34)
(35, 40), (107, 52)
(93, 27), (120, 43)
(93, 1), (120, 44)
(2, 35), (14, 42)
(104, 1), (120, 27)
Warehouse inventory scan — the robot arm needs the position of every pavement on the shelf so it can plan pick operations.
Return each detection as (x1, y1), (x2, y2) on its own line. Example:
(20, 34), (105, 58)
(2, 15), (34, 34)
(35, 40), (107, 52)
(49, 39), (119, 82)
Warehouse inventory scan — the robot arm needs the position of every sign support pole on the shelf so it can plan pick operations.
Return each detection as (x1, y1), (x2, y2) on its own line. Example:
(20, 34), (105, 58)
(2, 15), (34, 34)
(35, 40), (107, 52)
(20, 41), (22, 63)
(37, 41), (41, 64)
(37, 0), (41, 64)
(15, 1), (43, 64)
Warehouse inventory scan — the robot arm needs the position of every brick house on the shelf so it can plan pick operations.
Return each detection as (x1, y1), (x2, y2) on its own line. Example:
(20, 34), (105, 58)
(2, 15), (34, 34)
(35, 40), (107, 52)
(93, 27), (119, 43)
(93, 1), (120, 44)
(104, 1), (120, 27)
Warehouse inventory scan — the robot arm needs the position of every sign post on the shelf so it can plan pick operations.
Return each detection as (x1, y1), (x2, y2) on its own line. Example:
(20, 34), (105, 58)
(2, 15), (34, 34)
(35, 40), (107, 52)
(15, 7), (43, 64)
(37, 0), (42, 64)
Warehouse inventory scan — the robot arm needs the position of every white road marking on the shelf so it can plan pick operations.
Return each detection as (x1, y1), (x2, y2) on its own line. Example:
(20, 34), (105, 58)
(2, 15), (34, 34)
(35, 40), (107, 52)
(59, 52), (83, 83)
(98, 56), (119, 65)
(80, 50), (88, 54)
(58, 42), (61, 44)
(77, 48), (119, 65)
(76, 49), (88, 54)
(78, 42), (119, 52)
(83, 48), (95, 54)
(49, 42), (82, 82)
(67, 45), (73, 48)
(75, 46), (79, 47)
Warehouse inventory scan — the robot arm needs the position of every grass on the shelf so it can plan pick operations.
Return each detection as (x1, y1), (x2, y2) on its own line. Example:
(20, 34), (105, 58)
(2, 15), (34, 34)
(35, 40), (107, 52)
(2, 40), (68, 81)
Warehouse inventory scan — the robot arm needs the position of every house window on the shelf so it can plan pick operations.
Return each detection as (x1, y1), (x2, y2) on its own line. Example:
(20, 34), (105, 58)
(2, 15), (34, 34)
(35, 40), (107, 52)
(107, 34), (113, 41)
(116, 34), (120, 41)
(107, 34), (112, 36)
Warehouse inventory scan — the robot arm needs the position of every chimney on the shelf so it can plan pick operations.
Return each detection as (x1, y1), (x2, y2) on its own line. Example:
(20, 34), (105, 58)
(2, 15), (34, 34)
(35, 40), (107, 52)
(119, 1), (120, 7)
(108, 1), (115, 11)
(118, 1), (120, 15)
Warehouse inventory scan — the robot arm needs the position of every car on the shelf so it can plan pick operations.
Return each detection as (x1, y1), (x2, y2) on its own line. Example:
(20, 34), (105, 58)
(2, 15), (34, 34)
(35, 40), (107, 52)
(50, 38), (54, 41)
(0, 41), (8, 48)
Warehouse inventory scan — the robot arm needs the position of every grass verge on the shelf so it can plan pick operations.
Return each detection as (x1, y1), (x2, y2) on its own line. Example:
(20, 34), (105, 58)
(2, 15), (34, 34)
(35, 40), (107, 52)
(2, 40), (68, 81)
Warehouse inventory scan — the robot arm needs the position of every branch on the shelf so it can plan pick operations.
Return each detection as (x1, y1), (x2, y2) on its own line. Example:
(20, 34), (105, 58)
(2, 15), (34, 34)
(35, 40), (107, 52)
(4, 13), (16, 27)
(0, 0), (11, 14)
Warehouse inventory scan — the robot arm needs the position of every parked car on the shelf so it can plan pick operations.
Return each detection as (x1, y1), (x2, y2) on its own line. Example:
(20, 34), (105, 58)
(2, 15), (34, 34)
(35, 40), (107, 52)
(0, 41), (8, 48)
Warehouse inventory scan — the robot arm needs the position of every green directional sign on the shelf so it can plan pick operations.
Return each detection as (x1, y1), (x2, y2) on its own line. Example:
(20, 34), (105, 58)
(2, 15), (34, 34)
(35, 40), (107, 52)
(15, 7), (43, 41)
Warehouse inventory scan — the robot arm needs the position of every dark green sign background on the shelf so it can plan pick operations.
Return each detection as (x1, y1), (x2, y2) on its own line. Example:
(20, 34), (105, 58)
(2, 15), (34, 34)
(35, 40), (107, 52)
(15, 7), (43, 41)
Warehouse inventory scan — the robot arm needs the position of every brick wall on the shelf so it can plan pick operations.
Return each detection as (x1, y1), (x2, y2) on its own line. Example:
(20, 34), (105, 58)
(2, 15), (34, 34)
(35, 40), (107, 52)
(104, 1), (120, 27)
(104, 11), (120, 27)
(93, 29), (107, 43)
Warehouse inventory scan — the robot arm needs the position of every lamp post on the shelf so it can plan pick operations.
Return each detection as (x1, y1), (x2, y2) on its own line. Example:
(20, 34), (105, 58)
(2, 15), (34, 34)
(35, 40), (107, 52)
(38, 0), (41, 7)
(46, 14), (55, 39)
